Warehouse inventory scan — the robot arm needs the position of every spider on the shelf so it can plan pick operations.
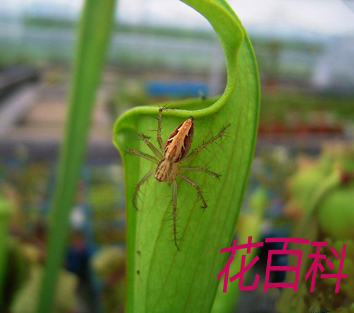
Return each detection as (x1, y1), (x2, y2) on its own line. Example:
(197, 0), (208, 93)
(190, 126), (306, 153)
(126, 108), (230, 250)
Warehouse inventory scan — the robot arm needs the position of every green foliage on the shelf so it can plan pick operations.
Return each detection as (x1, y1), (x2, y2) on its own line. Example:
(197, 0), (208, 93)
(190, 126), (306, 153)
(277, 145), (354, 312)
(36, 0), (117, 312)
(12, 266), (77, 313)
(113, 0), (260, 311)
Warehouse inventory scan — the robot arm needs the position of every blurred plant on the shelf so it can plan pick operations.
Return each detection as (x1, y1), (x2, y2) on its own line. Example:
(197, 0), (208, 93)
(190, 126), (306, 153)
(277, 143), (354, 312)
(211, 187), (267, 313)
(11, 265), (78, 313)
(113, 0), (260, 311)
(259, 90), (354, 134)
(92, 246), (126, 312)
(0, 196), (14, 308)
(1, 238), (29, 310)
(107, 78), (153, 117)
(90, 183), (118, 208)
(36, 0), (118, 312)
(253, 147), (296, 197)
(0, 232), (77, 313)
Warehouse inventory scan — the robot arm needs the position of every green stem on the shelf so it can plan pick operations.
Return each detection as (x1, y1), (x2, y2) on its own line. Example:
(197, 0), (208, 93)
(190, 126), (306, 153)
(0, 199), (13, 309)
(37, 1), (117, 312)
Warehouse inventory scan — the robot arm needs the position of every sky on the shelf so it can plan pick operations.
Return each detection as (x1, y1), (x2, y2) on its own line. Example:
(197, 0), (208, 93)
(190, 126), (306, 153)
(117, 0), (354, 35)
(2, 0), (354, 36)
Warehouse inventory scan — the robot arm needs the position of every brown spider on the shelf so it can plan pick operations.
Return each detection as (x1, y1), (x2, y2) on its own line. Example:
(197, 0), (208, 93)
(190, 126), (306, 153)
(126, 108), (229, 250)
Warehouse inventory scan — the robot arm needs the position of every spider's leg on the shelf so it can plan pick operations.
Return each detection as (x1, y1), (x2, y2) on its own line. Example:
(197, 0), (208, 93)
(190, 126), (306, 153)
(126, 149), (159, 164)
(181, 166), (221, 179)
(133, 169), (155, 210)
(178, 173), (208, 209)
(138, 133), (163, 159)
(182, 124), (230, 162)
(157, 107), (164, 153)
(172, 179), (180, 251)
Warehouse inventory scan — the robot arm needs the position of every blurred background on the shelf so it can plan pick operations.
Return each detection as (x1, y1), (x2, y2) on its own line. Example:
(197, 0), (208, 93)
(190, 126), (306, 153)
(0, 0), (353, 312)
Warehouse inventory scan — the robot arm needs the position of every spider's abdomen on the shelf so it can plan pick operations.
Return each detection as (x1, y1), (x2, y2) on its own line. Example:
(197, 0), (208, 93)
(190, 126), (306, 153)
(164, 117), (194, 163)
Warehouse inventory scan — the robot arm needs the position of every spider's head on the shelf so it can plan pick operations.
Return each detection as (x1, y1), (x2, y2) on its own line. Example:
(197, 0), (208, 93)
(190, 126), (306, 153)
(155, 159), (173, 182)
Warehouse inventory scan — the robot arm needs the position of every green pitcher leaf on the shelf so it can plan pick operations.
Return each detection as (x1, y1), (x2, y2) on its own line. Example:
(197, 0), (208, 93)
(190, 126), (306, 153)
(113, 0), (260, 312)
